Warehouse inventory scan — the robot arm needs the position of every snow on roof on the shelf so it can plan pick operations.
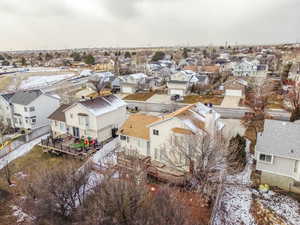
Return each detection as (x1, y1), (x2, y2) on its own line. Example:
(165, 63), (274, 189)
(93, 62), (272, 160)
(80, 70), (93, 76)
(78, 95), (126, 117)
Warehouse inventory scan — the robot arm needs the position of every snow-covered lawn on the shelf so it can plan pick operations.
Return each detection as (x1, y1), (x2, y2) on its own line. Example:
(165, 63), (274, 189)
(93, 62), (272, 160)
(0, 135), (47, 170)
(19, 74), (75, 89)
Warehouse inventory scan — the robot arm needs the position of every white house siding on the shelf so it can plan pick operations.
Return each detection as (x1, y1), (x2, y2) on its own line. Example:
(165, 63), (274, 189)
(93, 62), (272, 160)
(121, 85), (135, 94)
(120, 136), (149, 156)
(65, 104), (98, 138)
(13, 95), (60, 130)
(167, 82), (189, 97)
(0, 97), (13, 127)
(256, 152), (300, 182)
(225, 89), (243, 97)
(50, 120), (68, 137)
(149, 118), (187, 164)
(65, 104), (127, 142)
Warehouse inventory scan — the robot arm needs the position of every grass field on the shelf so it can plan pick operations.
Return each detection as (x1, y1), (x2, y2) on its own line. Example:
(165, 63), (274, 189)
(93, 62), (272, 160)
(181, 95), (224, 105)
(0, 76), (14, 91)
(123, 92), (156, 101)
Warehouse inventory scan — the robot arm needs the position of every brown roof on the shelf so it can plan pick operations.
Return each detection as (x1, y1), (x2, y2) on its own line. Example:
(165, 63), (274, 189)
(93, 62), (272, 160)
(183, 65), (198, 72)
(177, 110), (205, 131)
(201, 65), (220, 73)
(48, 104), (70, 122)
(172, 127), (194, 135)
(119, 114), (160, 140)
(164, 105), (194, 120)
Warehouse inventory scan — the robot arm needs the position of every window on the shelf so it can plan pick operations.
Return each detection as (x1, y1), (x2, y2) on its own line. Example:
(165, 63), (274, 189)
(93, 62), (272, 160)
(55, 121), (58, 126)
(24, 107), (27, 112)
(126, 136), (130, 143)
(60, 122), (65, 131)
(259, 153), (273, 163)
(70, 113), (73, 119)
(120, 135), (126, 141)
(31, 116), (36, 124)
(29, 107), (35, 112)
(153, 129), (159, 136)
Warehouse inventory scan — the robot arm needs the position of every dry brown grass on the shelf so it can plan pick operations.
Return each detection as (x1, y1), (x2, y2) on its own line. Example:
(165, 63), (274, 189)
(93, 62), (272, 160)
(0, 76), (13, 91)
(182, 95), (224, 105)
(0, 146), (84, 224)
(123, 92), (156, 101)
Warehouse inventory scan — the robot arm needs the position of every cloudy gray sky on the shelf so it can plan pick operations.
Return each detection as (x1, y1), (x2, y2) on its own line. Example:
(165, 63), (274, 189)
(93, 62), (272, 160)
(0, 0), (299, 50)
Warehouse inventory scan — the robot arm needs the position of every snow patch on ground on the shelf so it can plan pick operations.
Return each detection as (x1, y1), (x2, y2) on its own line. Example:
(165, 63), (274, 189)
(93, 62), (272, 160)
(253, 190), (300, 225)
(11, 205), (35, 223)
(20, 74), (75, 89)
(0, 135), (48, 170)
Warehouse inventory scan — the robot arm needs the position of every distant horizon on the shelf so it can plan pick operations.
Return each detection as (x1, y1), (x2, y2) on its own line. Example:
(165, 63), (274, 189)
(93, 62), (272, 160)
(1, 41), (299, 53)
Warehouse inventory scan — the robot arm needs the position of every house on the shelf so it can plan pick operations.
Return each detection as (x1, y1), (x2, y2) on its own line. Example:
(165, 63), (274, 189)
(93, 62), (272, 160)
(0, 93), (14, 127)
(223, 79), (247, 97)
(63, 95), (127, 142)
(119, 103), (224, 172)
(232, 59), (259, 77)
(167, 71), (198, 97)
(48, 104), (71, 137)
(10, 90), (60, 130)
(255, 120), (300, 193)
(288, 63), (300, 84)
(119, 73), (148, 94)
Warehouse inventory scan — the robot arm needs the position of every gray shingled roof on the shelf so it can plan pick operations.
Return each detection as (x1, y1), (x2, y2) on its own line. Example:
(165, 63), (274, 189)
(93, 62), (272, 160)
(256, 120), (300, 159)
(0, 93), (15, 102)
(10, 90), (43, 105)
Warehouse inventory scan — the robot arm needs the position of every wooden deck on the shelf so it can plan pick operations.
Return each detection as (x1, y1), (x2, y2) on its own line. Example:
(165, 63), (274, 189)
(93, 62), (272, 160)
(40, 136), (103, 160)
(117, 152), (190, 185)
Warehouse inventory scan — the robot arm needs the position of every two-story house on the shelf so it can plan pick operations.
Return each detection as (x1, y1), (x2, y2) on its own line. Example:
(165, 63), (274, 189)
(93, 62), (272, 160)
(63, 95), (127, 142)
(233, 59), (259, 77)
(119, 73), (148, 94)
(119, 103), (224, 172)
(256, 120), (300, 193)
(10, 90), (60, 130)
(167, 71), (199, 97)
(0, 93), (14, 127)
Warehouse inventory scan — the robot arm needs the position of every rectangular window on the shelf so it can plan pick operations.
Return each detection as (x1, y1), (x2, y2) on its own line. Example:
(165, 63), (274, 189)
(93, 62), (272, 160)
(259, 153), (273, 163)
(153, 129), (159, 136)
(24, 107), (27, 112)
(120, 135), (126, 140)
(60, 122), (65, 131)
(55, 121), (58, 126)
(29, 107), (35, 112)
(126, 136), (130, 143)
(70, 113), (73, 119)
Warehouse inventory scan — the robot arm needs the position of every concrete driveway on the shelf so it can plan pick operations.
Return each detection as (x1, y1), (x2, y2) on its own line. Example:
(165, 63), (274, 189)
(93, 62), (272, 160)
(146, 94), (173, 104)
(221, 96), (241, 108)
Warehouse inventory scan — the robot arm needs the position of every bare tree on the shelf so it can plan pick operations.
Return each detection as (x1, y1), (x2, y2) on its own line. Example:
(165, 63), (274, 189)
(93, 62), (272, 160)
(87, 75), (110, 96)
(22, 163), (92, 225)
(161, 130), (224, 199)
(77, 177), (198, 225)
(2, 161), (13, 186)
(284, 83), (300, 122)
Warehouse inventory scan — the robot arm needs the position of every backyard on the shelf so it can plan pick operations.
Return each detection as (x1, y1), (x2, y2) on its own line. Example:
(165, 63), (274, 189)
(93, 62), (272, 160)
(123, 92), (156, 101)
(181, 95), (224, 105)
(0, 146), (84, 225)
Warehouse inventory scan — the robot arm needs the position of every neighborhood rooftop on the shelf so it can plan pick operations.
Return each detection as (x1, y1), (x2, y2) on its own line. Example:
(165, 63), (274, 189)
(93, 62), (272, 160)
(257, 120), (300, 159)
(10, 89), (43, 105)
(48, 104), (71, 122)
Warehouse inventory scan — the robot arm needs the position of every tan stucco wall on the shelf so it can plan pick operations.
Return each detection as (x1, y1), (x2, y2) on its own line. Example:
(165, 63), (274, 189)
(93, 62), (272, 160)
(261, 171), (300, 194)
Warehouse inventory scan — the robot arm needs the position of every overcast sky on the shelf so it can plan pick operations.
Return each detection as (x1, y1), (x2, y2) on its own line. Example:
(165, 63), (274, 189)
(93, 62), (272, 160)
(0, 0), (299, 50)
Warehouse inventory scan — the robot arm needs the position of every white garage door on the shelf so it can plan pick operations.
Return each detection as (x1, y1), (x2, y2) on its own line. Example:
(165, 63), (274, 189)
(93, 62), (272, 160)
(225, 89), (242, 97)
(122, 87), (133, 94)
(170, 89), (184, 96)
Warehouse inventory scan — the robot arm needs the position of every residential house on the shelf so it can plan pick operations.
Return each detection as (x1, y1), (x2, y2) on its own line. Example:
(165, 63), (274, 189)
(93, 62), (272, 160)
(48, 104), (70, 137)
(256, 120), (300, 193)
(0, 93), (14, 127)
(167, 71), (198, 97)
(288, 62), (300, 84)
(10, 90), (60, 130)
(119, 73), (148, 94)
(223, 79), (247, 97)
(63, 95), (127, 142)
(232, 59), (259, 77)
(119, 103), (224, 172)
